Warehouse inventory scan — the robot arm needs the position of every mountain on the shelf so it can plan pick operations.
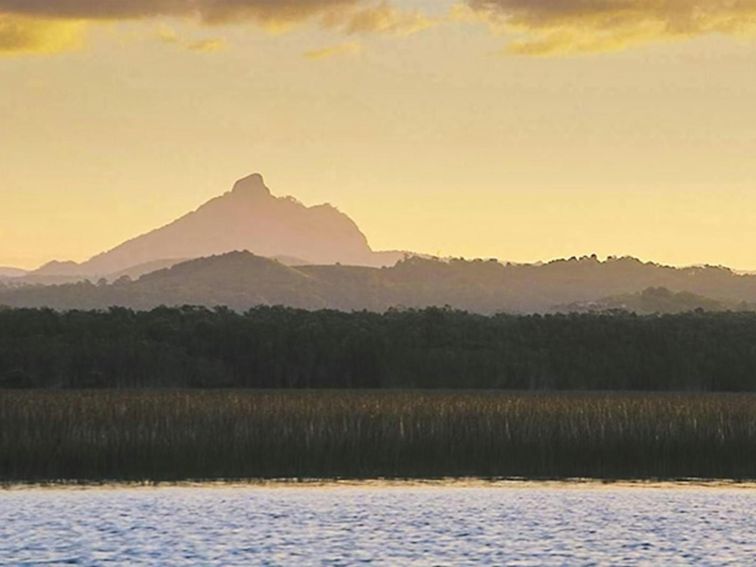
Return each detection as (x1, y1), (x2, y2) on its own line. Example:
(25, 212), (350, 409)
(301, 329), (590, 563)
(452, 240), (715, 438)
(0, 253), (328, 311)
(0, 267), (27, 278)
(8, 260), (145, 286)
(6, 251), (756, 314)
(28, 173), (405, 278)
(559, 286), (752, 315)
(106, 258), (188, 283)
(31, 261), (84, 277)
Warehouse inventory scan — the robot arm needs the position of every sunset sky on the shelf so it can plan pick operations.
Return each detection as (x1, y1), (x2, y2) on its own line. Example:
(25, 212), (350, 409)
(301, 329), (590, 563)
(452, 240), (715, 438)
(2, 0), (756, 270)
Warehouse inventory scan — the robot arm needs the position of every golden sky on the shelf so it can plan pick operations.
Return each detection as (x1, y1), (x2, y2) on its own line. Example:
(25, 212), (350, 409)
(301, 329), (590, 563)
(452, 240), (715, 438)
(2, 0), (756, 269)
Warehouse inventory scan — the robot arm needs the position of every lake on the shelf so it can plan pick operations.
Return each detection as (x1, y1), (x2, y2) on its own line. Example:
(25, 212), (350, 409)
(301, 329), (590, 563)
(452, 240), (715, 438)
(1, 482), (754, 565)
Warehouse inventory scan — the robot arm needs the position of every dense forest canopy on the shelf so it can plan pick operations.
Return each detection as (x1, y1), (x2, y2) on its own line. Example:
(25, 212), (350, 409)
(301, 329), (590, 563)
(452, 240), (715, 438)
(1, 306), (755, 391)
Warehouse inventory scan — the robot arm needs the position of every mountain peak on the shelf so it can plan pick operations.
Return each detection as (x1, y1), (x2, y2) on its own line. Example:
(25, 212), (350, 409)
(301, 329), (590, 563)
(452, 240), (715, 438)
(34, 260), (83, 276)
(231, 173), (270, 198)
(42, 172), (404, 276)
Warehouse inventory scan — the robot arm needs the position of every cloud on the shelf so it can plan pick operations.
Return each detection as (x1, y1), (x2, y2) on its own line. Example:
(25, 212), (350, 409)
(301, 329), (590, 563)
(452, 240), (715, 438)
(0, 13), (84, 55)
(0, 0), (435, 56)
(187, 38), (226, 52)
(0, 0), (431, 32)
(333, 2), (435, 35)
(305, 41), (361, 59)
(156, 25), (179, 44)
(0, 0), (356, 25)
(463, 0), (756, 55)
(157, 26), (226, 52)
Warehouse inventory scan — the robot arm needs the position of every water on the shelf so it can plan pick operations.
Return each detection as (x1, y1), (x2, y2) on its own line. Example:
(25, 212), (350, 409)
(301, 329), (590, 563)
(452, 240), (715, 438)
(1, 482), (754, 565)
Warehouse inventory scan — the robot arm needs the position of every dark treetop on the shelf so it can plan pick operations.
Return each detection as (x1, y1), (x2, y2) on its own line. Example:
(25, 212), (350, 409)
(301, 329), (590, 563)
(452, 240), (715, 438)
(1, 306), (755, 391)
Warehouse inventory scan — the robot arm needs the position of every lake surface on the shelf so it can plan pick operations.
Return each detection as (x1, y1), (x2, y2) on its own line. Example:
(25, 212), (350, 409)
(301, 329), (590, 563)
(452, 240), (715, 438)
(1, 482), (754, 565)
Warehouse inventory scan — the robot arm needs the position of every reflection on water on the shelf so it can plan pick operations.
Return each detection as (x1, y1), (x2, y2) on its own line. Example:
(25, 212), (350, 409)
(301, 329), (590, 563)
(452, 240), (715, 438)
(1, 481), (755, 565)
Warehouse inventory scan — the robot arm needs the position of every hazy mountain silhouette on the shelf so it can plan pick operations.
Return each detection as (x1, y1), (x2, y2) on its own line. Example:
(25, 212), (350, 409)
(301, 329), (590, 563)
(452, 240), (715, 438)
(25, 173), (405, 278)
(5, 251), (756, 314)
(106, 258), (188, 283)
(0, 267), (27, 278)
(32, 260), (84, 277)
(7, 173), (756, 313)
(559, 286), (751, 315)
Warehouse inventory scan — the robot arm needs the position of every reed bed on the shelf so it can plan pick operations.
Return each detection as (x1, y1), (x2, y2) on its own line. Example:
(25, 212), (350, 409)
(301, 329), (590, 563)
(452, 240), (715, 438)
(0, 391), (754, 482)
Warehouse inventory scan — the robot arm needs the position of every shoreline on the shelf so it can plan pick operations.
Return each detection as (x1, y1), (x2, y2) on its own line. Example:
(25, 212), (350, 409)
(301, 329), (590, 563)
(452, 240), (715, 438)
(4, 477), (756, 491)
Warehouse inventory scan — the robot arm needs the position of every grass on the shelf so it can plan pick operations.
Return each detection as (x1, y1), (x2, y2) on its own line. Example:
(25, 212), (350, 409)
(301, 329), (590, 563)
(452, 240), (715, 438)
(0, 391), (754, 482)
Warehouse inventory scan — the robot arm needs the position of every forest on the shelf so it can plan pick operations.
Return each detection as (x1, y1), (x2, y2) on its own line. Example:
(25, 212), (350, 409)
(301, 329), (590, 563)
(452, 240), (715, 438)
(1, 306), (756, 391)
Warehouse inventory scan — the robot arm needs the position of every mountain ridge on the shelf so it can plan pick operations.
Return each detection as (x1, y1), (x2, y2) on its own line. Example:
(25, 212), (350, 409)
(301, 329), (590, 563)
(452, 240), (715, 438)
(0, 267), (28, 279)
(24, 173), (406, 277)
(5, 251), (756, 314)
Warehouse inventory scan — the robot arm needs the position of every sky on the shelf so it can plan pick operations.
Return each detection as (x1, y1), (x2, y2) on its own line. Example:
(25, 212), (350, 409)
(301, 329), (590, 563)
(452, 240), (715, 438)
(1, 0), (756, 270)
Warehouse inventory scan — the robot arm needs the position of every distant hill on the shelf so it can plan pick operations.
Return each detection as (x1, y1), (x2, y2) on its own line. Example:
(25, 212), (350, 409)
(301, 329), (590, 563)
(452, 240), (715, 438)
(5, 252), (756, 313)
(0, 253), (327, 311)
(24, 173), (407, 278)
(0, 267), (27, 279)
(560, 286), (753, 315)
(106, 258), (188, 283)
(31, 260), (84, 277)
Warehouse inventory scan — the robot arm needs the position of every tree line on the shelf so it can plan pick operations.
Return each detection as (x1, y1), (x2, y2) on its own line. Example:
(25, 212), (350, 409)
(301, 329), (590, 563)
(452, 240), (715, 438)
(1, 306), (755, 391)
(5, 252), (756, 314)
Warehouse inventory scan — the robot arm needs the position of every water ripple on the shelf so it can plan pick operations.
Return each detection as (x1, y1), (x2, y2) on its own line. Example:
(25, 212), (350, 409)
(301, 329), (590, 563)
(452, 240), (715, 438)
(0, 483), (754, 565)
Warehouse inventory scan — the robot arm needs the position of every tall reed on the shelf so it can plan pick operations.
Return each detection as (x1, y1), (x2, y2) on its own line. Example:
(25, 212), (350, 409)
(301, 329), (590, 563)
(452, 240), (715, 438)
(0, 391), (754, 481)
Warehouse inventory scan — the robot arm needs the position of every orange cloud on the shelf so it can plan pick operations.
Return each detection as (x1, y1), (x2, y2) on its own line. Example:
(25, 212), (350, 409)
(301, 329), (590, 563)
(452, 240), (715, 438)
(0, 1), (355, 24)
(337, 3), (434, 35)
(0, 13), (84, 55)
(156, 25), (179, 44)
(0, 0), (430, 32)
(1, 0), (434, 56)
(187, 38), (226, 52)
(463, 0), (756, 55)
(305, 41), (361, 59)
